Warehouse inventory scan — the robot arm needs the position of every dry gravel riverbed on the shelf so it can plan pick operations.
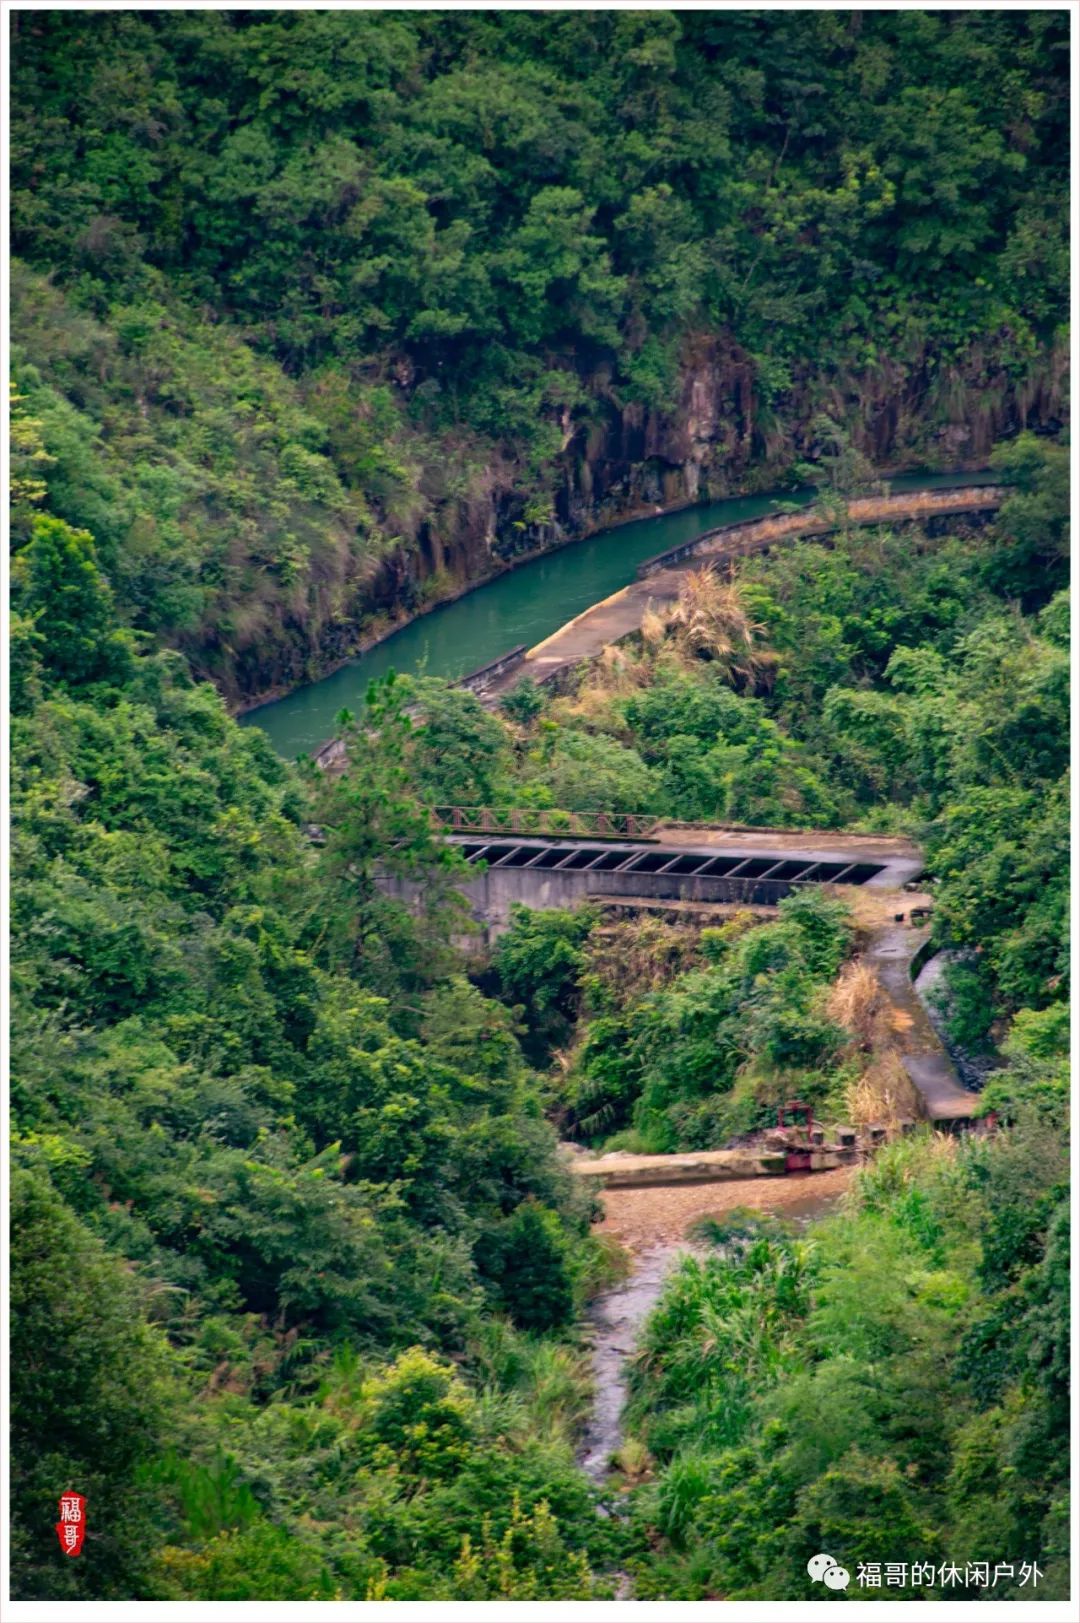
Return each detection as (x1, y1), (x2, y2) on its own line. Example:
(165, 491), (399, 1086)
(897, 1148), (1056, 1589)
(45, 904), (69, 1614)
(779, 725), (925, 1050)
(578, 1167), (854, 1486)
(595, 1164), (855, 1252)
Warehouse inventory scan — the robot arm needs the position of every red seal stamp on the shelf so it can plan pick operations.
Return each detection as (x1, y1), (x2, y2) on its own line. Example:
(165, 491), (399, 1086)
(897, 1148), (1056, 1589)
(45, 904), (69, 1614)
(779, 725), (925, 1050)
(55, 1492), (86, 1557)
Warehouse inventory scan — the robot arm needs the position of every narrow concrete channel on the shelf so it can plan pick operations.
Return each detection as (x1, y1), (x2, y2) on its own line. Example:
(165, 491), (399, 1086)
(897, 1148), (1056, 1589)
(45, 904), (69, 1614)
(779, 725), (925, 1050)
(242, 472), (999, 758)
(867, 920), (978, 1121)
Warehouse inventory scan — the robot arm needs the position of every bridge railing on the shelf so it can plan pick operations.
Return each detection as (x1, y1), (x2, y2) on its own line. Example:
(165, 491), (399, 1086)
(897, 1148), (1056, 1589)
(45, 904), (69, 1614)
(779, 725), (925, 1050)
(431, 805), (660, 841)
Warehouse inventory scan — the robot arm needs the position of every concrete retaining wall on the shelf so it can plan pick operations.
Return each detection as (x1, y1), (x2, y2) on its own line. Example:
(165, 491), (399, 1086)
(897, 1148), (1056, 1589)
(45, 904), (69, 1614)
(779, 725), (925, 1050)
(459, 644), (527, 695)
(636, 485), (1005, 577)
(382, 862), (820, 941)
(311, 736), (348, 771)
(570, 1146), (858, 1187)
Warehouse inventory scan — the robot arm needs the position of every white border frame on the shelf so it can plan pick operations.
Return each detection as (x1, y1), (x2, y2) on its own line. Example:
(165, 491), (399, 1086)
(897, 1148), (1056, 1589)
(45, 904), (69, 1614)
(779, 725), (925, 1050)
(2, 3), (1076, 1619)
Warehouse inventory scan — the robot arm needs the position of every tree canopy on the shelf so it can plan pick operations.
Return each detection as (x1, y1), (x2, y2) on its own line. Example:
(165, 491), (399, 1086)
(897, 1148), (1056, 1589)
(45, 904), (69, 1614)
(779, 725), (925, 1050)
(9, 8), (1068, 700)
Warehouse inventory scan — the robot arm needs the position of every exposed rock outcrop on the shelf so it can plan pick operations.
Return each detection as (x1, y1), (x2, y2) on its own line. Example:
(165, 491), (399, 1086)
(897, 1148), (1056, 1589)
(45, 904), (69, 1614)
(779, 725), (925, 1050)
(228, 329), (1066, 707)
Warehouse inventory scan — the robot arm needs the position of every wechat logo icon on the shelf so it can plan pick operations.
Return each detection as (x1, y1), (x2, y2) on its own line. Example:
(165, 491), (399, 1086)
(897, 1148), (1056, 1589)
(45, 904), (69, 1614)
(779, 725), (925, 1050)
(808, 1553), (851, 1590)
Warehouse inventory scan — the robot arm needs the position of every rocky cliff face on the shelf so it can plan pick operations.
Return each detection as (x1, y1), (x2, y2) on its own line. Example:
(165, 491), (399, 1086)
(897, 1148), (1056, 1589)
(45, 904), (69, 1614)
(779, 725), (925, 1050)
(548, 337), (759, 536)
(538, 328), (1067, 542)
(230, 329), (1067, 708)
(428, 329), (1060, 553)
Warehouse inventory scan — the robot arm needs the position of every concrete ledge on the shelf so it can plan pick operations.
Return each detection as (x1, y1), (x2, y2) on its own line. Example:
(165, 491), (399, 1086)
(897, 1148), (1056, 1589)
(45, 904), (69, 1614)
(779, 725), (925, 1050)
(574, 1149), (788, 1187)
(636, 486), (1005, 577)
(571, 1146), (862, 1187)
(459, 644), (527, 694)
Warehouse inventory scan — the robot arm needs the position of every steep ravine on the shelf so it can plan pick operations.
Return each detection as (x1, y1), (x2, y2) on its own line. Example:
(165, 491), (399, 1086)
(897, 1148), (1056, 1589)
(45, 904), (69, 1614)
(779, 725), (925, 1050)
(244, 474), (1000, 757)
(227, 333), (1065, 709)
(577, 1174), (853, 1489)
(575, 909), (984, 1493)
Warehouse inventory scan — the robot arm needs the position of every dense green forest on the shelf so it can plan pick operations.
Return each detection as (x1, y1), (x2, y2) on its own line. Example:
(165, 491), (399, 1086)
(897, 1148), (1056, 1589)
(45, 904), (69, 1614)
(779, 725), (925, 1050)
(10, 7), (1069, 700)
(9, 410), (1071, 1605)
(8, 5), (1071, 1607)
(623, 1123), (1070, 1600)
(12, 383), (618, 1600)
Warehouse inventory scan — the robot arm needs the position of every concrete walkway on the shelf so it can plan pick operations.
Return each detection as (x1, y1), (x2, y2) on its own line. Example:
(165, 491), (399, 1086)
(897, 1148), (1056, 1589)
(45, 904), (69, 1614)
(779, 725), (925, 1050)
(485, 485), (1003, 698)
(572, 1147), (784, 1187)
(571, 1145), (856, 1188)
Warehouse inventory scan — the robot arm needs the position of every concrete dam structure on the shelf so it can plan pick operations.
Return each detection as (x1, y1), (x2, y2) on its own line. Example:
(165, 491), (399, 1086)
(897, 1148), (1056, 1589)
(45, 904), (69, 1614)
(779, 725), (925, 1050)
(382, 825), (923, 942)
(378, 820), (978, 1135)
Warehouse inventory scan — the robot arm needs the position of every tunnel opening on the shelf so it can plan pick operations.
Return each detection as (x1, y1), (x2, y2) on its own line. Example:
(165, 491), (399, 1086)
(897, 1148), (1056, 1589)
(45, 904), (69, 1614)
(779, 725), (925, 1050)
(484, 844), (527, 866)
(584, 848), (633, 871)
(764, 859), (819, 880)
(837, 862), (884, 885)
(696, 855), (743, 876)
(660, 853), (709, 875)
(728, 858), (778, 878)
(558, 847), (607, 869)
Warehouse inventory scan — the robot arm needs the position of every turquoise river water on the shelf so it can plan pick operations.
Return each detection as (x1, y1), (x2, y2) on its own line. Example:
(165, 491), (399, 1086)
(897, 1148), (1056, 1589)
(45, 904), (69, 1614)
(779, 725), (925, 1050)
(241, 469), (991, 759)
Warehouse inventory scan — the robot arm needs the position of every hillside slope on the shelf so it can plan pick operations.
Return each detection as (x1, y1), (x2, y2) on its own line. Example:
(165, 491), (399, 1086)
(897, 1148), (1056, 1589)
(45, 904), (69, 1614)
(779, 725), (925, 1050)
(10, 8), (1069, 701)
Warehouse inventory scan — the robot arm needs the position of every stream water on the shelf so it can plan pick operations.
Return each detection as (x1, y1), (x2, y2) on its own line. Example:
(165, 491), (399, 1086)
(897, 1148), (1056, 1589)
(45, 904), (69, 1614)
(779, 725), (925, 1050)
(578, 1244), (683, 1485)
(241, 470), (993, 759)
(577, 1181), (849, 1486)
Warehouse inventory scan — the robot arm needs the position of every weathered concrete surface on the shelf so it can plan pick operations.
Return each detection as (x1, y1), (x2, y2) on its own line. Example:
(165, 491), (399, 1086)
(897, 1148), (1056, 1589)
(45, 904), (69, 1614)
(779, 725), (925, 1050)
(652, 824), (922, 866)
(458, 644), (527, 696)
(382, 857), (799, 939)
(380, 827), (922, 955)
(869, 920), (977, 1122)
(571, 1147), (853, 1188)
(637, 484), (1005, 575)
(484, 485), (1003, 699)
(573, 1149), (784, 1186)
(403, 827), (923, 940)
(646, 826), (923, 886)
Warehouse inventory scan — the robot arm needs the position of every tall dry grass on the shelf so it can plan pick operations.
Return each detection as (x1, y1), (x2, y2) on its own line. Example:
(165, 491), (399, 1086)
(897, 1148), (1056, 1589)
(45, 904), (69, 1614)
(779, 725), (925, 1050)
(549, 642), (654, 730)
(826, 960), (891, 1051)
(845, 1049), (924, 1129)
(649, 567), (779, 691)
(640, 603), (668, 647)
